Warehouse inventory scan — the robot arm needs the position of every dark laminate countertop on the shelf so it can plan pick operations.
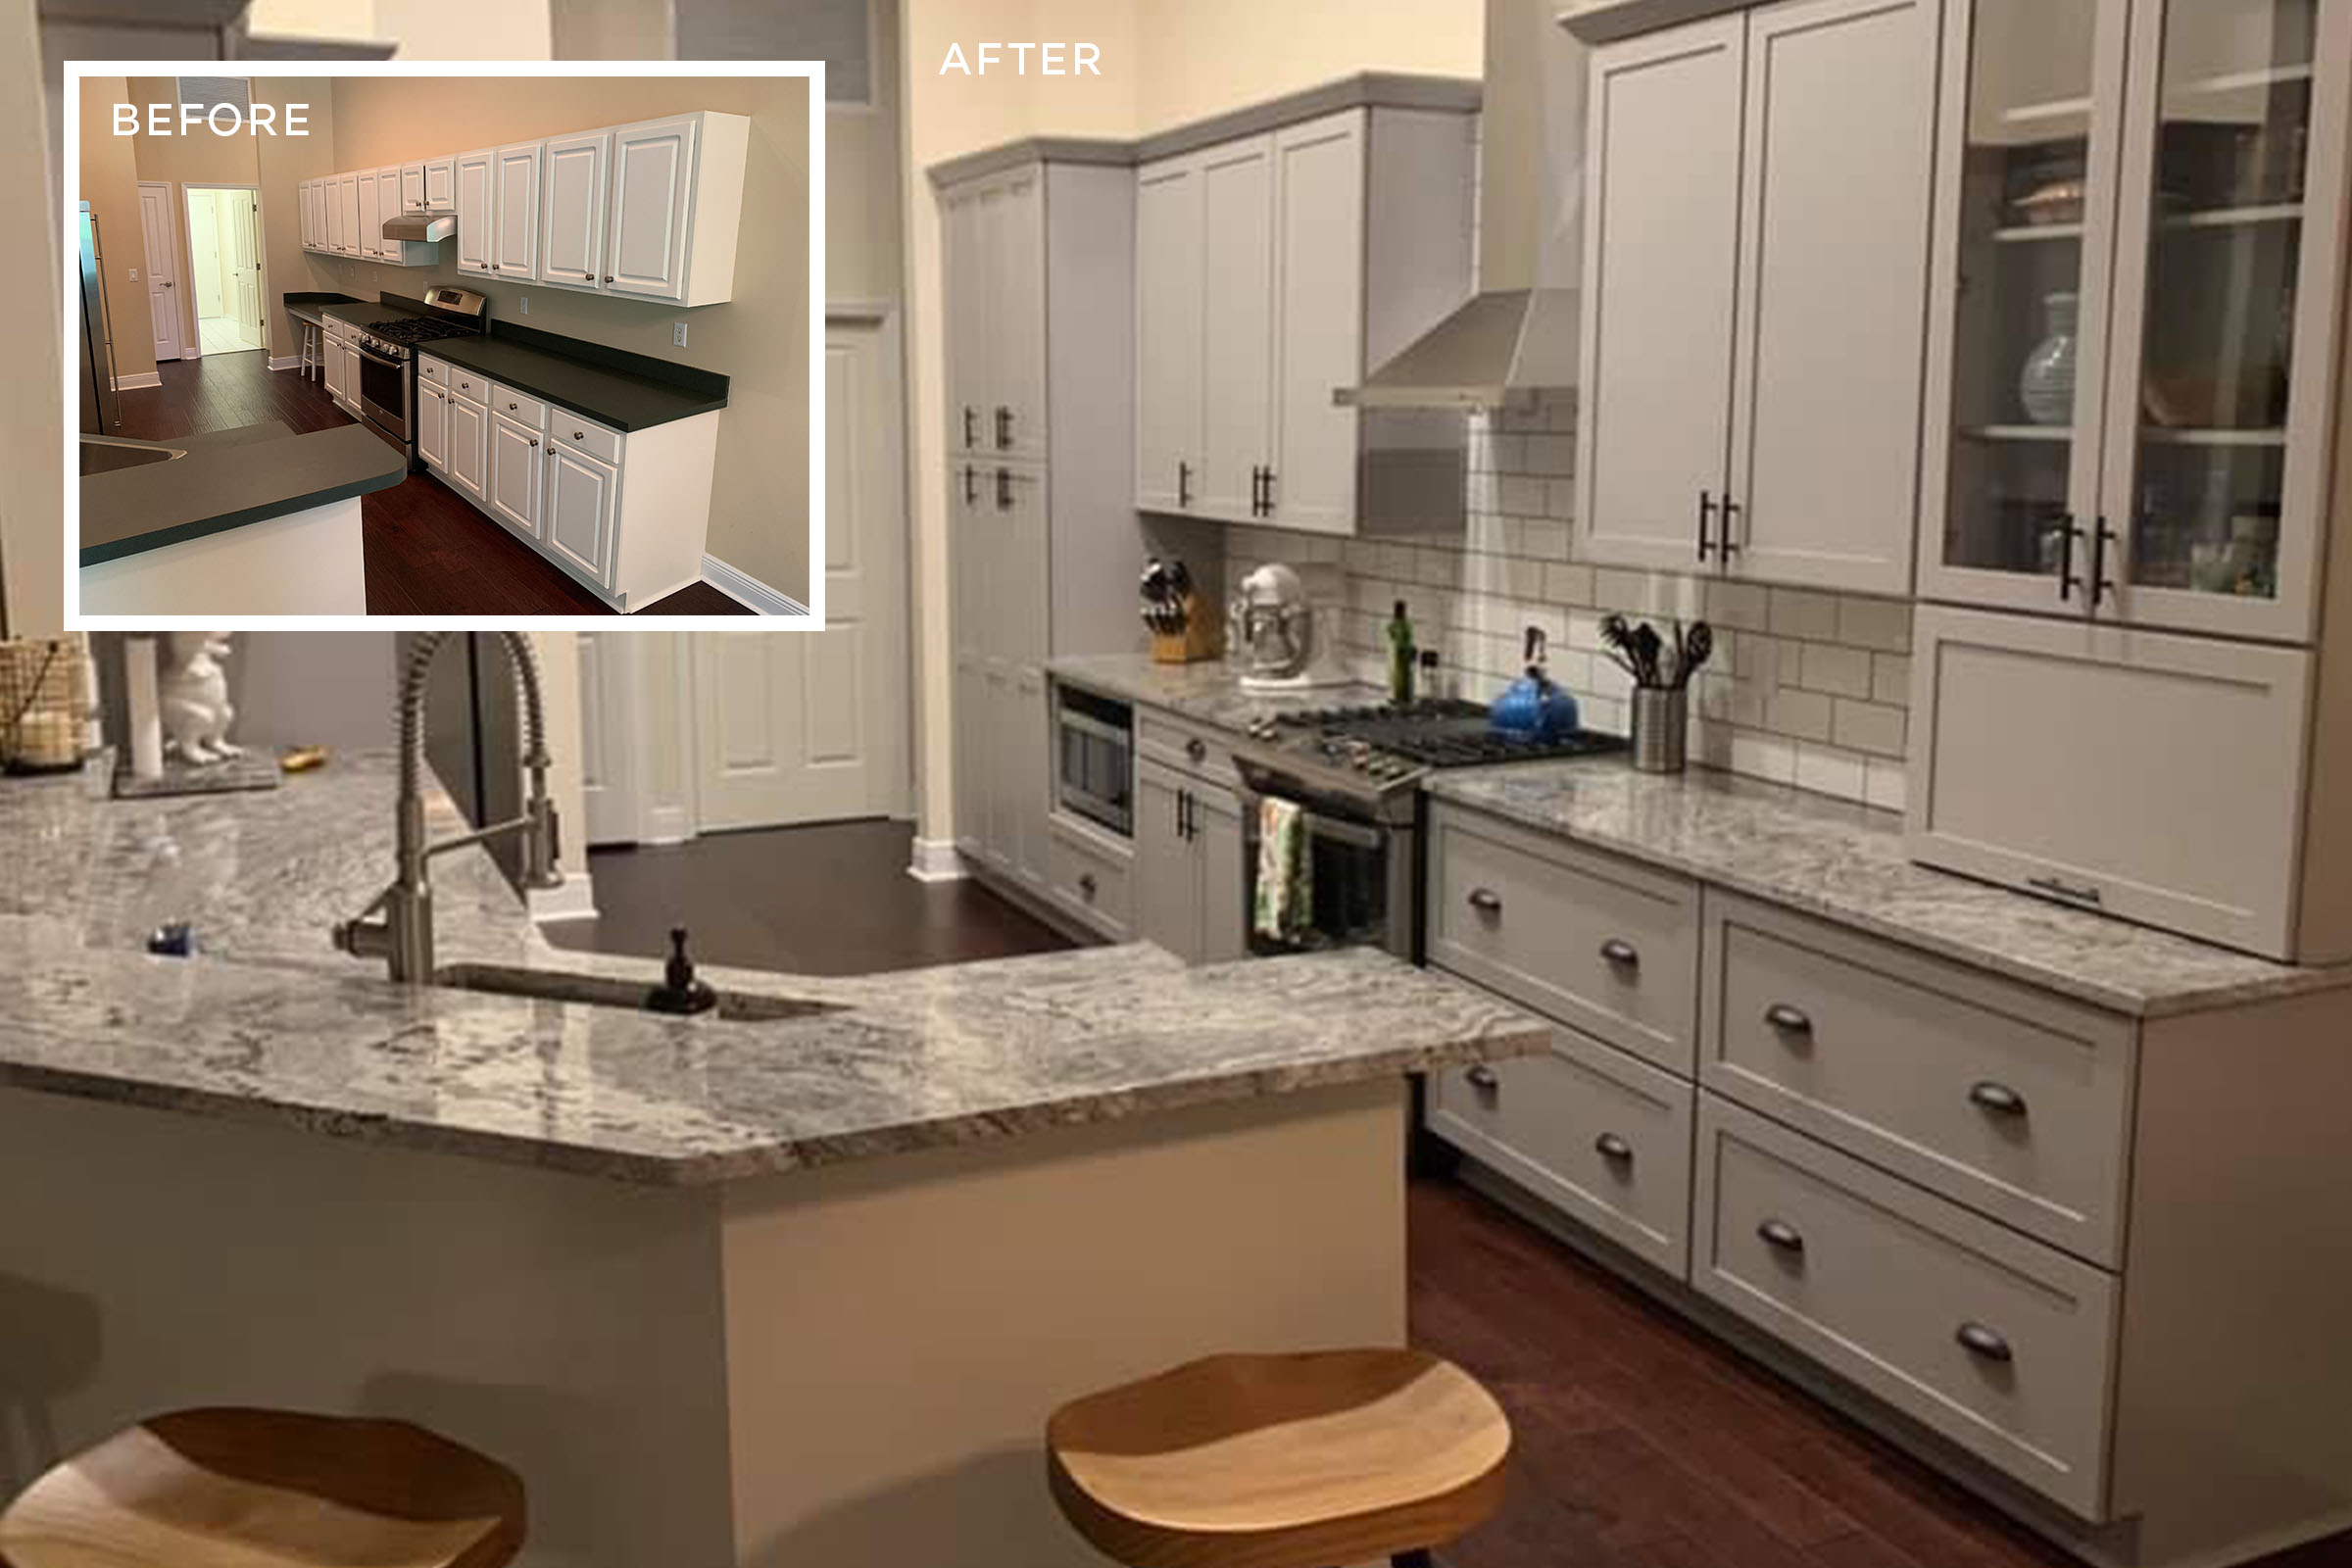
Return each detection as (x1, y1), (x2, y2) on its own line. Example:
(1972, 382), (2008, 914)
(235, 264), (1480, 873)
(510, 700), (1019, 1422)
(79, 420), (408, 567)
(281, 290), (361, 322)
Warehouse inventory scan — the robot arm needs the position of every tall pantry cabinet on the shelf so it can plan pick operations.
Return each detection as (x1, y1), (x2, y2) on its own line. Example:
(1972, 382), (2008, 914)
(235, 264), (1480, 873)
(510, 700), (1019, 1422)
(937, 157), (1146, 900)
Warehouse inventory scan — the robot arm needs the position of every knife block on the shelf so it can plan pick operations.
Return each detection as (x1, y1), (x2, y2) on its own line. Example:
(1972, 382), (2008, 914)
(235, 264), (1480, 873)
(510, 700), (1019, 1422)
(1151, 592), (1221, 664)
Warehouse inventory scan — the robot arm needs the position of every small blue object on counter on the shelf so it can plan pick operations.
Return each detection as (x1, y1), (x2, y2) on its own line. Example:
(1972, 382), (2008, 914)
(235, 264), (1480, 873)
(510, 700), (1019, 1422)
(1489, 626), (1580, 742)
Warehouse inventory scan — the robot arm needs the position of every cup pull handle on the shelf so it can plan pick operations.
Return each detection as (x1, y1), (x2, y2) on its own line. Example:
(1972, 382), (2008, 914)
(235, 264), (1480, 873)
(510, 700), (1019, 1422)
(1956, 1321), (2013, 1363)
(1969, 1081), (2027, 1116)
(1466, 888), (1502, 915)
(1764, 1004), (1813, 1037)
(1465, 1065), (1500, 1092)
(1599, 938), (1640, 968)
(1757, 1218), (1805, 1254)
(1594, 1132), (1634, 1163)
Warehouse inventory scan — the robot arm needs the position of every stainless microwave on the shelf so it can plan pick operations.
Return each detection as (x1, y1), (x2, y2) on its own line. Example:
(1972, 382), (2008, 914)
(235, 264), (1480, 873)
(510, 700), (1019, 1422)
(1055, 685), (1133, 838)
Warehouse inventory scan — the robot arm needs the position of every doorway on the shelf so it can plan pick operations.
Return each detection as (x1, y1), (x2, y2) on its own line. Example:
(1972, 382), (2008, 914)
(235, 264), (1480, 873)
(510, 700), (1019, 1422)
(179, 185), (265, 358)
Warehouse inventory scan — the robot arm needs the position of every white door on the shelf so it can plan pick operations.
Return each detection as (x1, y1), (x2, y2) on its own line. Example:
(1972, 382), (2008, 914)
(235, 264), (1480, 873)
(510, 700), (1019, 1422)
(687, 319), (910, 831)
(229, 191), (263, 350)
(400, 162), (426, 213)
(1198, 135), (1275, 518)
(1133, 759), (1200, 962)
(539, 131), (611, 290)
(606, 116), (699, 299)
(357, 168), (382, 260)
(1727, 0), (1936, 594)
(487, 414), (543, 537)
(424, 157), (456, 212)
(417, 381), (448, 469)
(1268, 111), (1368, 533)
(137, 181), (182, 364)
(494, 144), (542, 279)
(1135, 154), (1204, 512)
(543, 445), (616, 585)
(981, 171), (1047, 462)
(1577, 17), (1747, 571)
(446, 395), (487, 500)
(456, 150), (494, 273)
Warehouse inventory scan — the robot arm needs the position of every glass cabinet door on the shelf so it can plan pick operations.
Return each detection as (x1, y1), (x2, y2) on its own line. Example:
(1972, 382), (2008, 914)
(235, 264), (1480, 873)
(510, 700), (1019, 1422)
(1928, 0), (2132, 613)
(2099, 0), (2343, 641)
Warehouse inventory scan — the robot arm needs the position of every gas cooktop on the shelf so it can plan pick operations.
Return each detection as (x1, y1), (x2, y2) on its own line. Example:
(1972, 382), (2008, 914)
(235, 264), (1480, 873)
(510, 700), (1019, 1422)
(1237, 697), (1627, 806)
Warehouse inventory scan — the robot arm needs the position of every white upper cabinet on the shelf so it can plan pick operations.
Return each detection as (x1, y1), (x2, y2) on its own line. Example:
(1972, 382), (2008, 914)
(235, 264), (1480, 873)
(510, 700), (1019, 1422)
(1135, 155), (1205, 512)
(1132, 106), (1475, 534)
(1923, 0), (2352, 644)
(539, 130), (611, 290)
(1578, 0), (1936, 593)
(424, 156), (457, 212)
(941, 183), (990, 456)
(455, 150), (494, 275)
(399, 161), (426, 214)
(493, 143), (542, 278)
(978, 169), (1046, 462)
(357, 167), (384, 259)
(606, 116), (698, 297)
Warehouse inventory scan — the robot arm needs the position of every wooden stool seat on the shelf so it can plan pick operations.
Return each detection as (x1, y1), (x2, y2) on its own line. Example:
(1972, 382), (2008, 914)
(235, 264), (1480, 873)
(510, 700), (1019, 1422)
(0, 1408), (525, 1568)
(1046, 1349), (1509, 1568)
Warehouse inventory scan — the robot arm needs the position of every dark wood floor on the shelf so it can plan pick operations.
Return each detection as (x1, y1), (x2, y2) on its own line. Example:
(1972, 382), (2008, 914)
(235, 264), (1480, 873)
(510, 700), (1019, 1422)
(540, 818), (1071, 974)
(117, 352), (755, 617)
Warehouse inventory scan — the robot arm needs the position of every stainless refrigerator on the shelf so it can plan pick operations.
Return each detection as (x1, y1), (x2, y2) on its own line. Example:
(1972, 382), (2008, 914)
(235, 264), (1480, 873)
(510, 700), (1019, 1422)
(77, 201), (120, 435)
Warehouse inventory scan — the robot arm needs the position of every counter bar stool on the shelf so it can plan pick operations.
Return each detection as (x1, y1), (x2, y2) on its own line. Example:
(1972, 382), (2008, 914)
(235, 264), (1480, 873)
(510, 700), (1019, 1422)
(1047, 1348), (1509, 1568)
(0, 1407), (525, 1568)
(299, 318), (321, 381)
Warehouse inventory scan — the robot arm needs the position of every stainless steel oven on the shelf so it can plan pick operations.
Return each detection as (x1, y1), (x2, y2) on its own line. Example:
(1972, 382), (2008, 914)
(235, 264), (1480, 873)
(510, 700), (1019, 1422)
(1234, 758), (1420, 960)
(1054, 685), (1133, 837)
(356, 341), (411, 450)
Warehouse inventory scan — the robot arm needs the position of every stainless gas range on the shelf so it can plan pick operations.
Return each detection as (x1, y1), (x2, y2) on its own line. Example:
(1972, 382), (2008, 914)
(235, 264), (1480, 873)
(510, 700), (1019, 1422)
(1228, 699), (1625, 960)
(347, 286), (487, 465)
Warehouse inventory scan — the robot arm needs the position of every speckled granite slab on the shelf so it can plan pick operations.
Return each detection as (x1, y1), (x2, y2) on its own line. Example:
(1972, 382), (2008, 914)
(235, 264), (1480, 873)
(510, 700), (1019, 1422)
(1049, 653), (1384, 732)
(1428, 761), (2352, 1019)
(0, 756), (1546, 1184)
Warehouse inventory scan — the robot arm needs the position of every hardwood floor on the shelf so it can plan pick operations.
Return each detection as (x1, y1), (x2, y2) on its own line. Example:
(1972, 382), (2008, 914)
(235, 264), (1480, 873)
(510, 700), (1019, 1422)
(540, 818), (1072, 975)
(116, 353), (758, 617)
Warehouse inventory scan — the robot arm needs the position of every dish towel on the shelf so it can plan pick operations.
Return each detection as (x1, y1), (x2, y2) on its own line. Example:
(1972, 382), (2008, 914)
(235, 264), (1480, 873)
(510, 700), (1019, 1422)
(1253, 796), (1313, 944)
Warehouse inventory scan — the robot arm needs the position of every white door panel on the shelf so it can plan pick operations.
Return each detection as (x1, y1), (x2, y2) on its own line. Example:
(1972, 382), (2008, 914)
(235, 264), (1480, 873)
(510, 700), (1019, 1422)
(539, 131), (610, 290)
(138, 182), (182, 364)
(494, 144), (542, 278)
(607, 117), (697, 299)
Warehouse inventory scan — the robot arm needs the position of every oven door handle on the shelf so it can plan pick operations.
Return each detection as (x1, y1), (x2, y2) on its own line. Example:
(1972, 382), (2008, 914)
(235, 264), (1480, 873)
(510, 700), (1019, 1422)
(355, 342), (407, 371)
(1250, 798), (1385, 852)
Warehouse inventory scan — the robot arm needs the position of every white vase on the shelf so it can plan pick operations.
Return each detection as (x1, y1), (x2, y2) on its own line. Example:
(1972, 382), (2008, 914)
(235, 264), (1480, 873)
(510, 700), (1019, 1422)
(2020, 291), (2079, 426)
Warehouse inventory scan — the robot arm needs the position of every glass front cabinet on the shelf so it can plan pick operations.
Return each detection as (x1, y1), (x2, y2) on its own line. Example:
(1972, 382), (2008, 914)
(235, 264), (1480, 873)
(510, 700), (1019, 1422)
(1921, 0), (2351, 643)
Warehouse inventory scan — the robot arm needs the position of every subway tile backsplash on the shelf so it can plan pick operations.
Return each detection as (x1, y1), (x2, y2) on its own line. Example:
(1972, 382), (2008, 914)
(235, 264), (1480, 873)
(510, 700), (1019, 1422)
(1219, 392), (1914, 813)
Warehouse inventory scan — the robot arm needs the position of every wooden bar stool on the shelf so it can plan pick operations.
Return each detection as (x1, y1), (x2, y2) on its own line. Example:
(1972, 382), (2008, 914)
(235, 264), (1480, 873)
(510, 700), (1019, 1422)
(299, 319), (321, 381)
(1047, 1348), (1509, 1568)
(0, 1407), (525, 1568)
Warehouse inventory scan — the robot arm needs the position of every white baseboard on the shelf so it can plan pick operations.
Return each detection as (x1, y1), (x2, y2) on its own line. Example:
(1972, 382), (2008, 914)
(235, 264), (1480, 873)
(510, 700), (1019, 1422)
(906, 836), (968, 883)
(268, 354), (301, 370)
(529, 874), (600, 924)
(702, 555), (810, 618)
(114, 371), (161, 391)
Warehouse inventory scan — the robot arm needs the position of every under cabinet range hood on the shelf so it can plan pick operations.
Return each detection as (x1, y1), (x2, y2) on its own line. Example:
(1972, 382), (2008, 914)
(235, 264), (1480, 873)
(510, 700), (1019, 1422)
(382, 211), (456, 243)
(1339, 0), (1588, 410)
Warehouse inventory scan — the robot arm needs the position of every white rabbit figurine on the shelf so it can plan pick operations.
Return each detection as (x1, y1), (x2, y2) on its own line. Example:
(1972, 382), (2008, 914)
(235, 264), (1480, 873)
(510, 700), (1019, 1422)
(158, 631), (244, 765)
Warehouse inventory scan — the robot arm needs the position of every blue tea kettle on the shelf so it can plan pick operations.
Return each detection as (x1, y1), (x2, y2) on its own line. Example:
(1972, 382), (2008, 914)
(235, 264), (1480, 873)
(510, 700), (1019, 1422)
(1492, 626), (1580, 743)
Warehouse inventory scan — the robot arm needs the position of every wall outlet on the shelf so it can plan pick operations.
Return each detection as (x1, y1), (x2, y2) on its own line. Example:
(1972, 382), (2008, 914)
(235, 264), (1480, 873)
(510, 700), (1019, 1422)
(518, 295), (529, 315)
(672, 321), (688, 348)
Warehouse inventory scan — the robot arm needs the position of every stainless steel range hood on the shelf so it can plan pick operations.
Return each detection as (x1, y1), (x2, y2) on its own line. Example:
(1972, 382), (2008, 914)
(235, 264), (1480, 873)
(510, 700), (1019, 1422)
(383, 212), (456, 243)
(1339, 0), (1587, 411)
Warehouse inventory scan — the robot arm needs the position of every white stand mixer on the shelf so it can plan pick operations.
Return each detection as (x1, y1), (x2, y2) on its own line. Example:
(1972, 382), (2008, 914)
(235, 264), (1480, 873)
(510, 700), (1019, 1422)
(1228, 564), (1353, 691)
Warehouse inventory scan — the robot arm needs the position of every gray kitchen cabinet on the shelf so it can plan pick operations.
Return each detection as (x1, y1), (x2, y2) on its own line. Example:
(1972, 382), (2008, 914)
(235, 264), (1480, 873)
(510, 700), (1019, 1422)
(1920, 0), (2352, 645)
(1576, 0), (1938, 594)
(1131, 105), (1475, 535)
(1133, 756), (1245, 965)
(941, 167), (1047, 461)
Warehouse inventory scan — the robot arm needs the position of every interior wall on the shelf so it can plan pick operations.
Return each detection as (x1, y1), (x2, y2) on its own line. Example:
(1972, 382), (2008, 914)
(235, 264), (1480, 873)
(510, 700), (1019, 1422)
(228, 632), (396, 748)
(76, 76), (154, 394)
(323, 74), (812, 601)
(0, 0), (61, 637)
(252, 77), (344, 359)
(1130, 0), (1485, 128)
(124, 77), (264, 356)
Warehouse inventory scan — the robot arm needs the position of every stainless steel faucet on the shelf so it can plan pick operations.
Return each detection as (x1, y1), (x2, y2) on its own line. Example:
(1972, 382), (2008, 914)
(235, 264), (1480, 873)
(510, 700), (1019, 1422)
(334, 631), (564, 985)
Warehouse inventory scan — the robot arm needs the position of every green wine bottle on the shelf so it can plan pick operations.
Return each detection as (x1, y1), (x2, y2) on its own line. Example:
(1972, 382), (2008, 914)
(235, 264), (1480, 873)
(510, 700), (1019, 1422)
(1387, 601), (1416, 706)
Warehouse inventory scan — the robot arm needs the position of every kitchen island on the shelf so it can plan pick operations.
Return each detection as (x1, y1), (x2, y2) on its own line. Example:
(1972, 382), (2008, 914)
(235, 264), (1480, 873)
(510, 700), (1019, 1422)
(0, 758), (1544, 1568)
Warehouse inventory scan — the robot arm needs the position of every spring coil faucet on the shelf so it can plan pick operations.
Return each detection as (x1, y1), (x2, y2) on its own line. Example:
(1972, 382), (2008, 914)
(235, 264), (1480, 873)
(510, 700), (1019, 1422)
(333, 632), (564, 984)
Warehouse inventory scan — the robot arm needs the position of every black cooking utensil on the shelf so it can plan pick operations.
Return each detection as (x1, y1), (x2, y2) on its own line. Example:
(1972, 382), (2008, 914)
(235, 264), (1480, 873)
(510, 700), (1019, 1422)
(1678, 622), (1715, 688)
(1597, 613), (1643, 682)
(1631, 623), (1665, 688)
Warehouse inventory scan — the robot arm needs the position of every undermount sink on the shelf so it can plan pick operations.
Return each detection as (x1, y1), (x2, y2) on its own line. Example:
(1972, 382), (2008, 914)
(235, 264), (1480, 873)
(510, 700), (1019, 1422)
(435, 962), (844, 1023)
(80, 435), (187, 475)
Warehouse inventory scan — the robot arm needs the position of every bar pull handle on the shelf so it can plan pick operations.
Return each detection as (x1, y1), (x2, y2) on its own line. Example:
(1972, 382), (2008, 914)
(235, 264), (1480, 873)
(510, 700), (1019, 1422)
(995, 405), (1012, 450)
(1594, 1132), (1634, 1163)
(1261, 467), (1277, 516)
(1764, 1003), (1813, 1038)
(1466, 888), (1503, 915)
(2091, 516), (2118, 608)
(1178, 461), (1193, 508)
(1720, 497), (1742, 557)
(2029, 875), (2103, 906)
(2057, 514), (2083, 602)
(1956, 1322), (2014, 1363)
(962, 406), (976, 448)
(1757, 1218), (1805, 1255)
(1698, 490), (1715, 561)
(1599, 938), (1640, 969)
(962, 465), (978, 506)
(1969, 1081), (2028, 1117)
(995, 467), (1013, 512)
(1466, 1064), (1500, 1092)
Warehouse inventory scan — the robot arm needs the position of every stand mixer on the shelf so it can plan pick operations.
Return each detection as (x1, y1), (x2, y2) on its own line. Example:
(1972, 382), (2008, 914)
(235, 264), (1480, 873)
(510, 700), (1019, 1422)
(1228, 564), (1351, 691)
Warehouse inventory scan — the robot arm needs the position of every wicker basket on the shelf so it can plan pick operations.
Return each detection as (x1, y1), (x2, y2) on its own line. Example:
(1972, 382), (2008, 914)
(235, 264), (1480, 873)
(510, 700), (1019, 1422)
(1, 636), (94, 773)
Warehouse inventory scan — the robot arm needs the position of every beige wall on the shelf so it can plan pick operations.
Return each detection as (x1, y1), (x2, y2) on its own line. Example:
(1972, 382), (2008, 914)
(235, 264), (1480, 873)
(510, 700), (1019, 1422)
(323, 74), (812, 600)
(78, 77), (153, 391)
(899, 0), (1484, 840)
(252, 77), (347, 357)
(1, 0), (61, 635)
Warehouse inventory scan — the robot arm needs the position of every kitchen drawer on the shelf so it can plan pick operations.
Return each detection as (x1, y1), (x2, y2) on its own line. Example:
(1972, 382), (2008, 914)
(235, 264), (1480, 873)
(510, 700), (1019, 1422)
(1431, 1022), (1694, 1279)
(1428, 804), (1700, 1075)
(1694, 1094), (2118, 1520)
(550, 410), (622, 467)
(417, 355), (446, 387)
(491, 383), (547, 429)
(1046, 813), (1133, 940)
(1136, 710), (1237, 786)
(1701, 892), (2135, 1265)
(445, 367), (490, 405)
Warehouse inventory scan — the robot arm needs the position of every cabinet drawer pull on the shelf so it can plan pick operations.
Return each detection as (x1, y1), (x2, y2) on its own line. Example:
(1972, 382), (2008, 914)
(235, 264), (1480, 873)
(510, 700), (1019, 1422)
(1968, 1081), (2028, 1116)
(573, 431), (585, 441)
(1177, 461), (1193, 508)
(1465, 887), (1503, 915)
(1465, 1064), (1500, 1092)
(2091, 516), (2118, 608)
(1956, 1321), (2014, 1363)
(1185, 737), (1207, 763)
(1764, 1003), (1813, 1037)
(1756, 1218), (1805, 1254)
(1599, 938), (1640, 969)
(962, 466), (978, 506)
(604, 274), (614, 283)
(2028, 875), (2103, 906)
(962, 406), (976, 448)
(1077, 872), (1098, 899)
(509, 401), (518, 411)
(528, 437), (539, 448)
(1593, 1132), (1634, 1163)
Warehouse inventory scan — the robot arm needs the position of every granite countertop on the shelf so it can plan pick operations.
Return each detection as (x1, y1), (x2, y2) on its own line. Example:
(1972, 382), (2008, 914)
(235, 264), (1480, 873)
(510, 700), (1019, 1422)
(0, 756), (1544, 1185)
(1429, 762), (2352, 1019)
(79, 420), (408, 567)
(320, 302), (729, 432)
(1049, 653), (1385, 731)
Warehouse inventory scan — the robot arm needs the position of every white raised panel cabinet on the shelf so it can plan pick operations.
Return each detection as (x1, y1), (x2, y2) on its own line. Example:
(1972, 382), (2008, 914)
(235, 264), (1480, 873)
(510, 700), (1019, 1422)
(320, 321), (345, 401)
(423, 156), (456, 212)
(1131, 757), (1244, 964)
(539, 130), (611, 290)
(603, 113), (755, 306)
(1134, 155), (1203, 512)
(329, 174), (354, 255)
(980, 171), (1046, 462)
(1268, 112), (1369, 532)
(455, 150), (494, 275)
(443, 388), (486, 502)
(487, 415), (544, 540)
(493, 144), (542, 279)
(543, 443), (616, 586)
(357, 168), (383, 259)
(1198, 135), (1275, 519)
(940, 186), (989, 455)
(416, 381), (448, 470)
(399, 161), (426, 214)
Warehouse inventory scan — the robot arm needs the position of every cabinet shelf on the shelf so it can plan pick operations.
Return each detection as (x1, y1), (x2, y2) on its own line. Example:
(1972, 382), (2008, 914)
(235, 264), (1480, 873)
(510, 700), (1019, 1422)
(2171, 63), (2314, 98)
(2140, 426), (2287, 448)
(2159, 202), (2303, 230)
(1990, 222), (2084, 244)
(1998, 95), (2093, 127)
(1960, 424), (2074, 443)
